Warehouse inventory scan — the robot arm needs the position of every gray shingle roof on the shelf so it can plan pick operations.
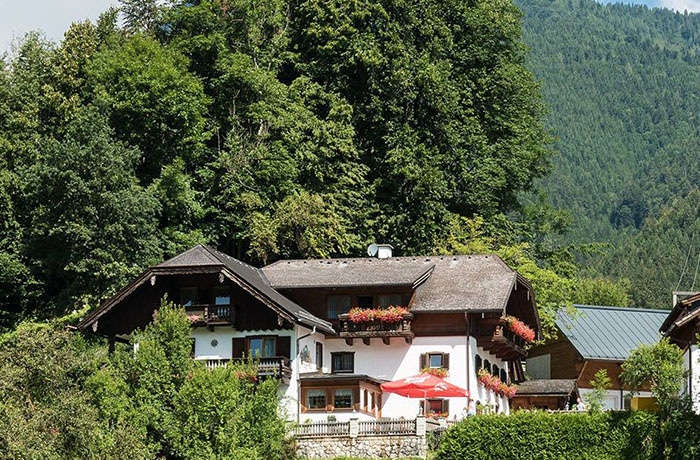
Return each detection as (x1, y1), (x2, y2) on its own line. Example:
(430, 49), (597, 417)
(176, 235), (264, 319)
(263, 254), (520, 313)
(412, 255), (518, 312)
(514, 379), (578, 396)
(263, 257), (435, 288)
(556, 305), (667, 361)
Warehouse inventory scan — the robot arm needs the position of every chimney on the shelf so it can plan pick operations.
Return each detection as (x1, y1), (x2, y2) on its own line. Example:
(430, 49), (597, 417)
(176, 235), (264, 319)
(368, 243), (393, 259)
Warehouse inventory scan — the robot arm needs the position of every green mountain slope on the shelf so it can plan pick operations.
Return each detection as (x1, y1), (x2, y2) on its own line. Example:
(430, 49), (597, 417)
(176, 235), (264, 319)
(517, 0), (700, 307)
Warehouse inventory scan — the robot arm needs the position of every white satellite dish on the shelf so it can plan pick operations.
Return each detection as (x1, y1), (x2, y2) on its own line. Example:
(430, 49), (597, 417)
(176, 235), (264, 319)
(367, 243), (378, 257)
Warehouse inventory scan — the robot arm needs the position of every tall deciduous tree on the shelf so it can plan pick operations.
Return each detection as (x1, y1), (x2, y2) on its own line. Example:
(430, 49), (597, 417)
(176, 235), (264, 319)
(290, 0), (553, 253)
(23, 108), (161, 313)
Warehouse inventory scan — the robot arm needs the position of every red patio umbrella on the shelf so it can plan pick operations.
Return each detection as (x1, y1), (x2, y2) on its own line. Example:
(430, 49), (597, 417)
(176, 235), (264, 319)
(380, 373), (469, 399)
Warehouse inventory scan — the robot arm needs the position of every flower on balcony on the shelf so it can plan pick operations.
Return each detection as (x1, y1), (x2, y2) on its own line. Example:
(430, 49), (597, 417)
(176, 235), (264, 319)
(477, 368), (499, 392)
(347, 306), (409, 323)
(378, 306), (409, 323)
(427, 411), (449, 419)
(501, 315), (536, 342)
(500, 383), (517, 399)
(187, 313), (203, 324)
(497, 382), (517, 399)
(347, 307), (377, 323)
(421, 367), (449, 378)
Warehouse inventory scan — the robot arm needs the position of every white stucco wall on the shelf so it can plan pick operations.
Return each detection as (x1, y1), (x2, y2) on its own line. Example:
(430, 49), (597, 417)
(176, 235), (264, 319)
(189, 326), (514, 421)
(683, 345), (700, 413)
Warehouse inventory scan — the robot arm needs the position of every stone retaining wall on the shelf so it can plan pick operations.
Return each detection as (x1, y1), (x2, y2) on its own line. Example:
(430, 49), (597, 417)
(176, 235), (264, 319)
(295, 434), (427, 459)
(294, 417), (428, 459)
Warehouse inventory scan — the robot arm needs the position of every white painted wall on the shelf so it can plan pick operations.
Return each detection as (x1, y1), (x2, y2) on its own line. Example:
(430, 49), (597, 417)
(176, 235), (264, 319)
(683, 345), (700, 413)
(189, 326), (514, 421)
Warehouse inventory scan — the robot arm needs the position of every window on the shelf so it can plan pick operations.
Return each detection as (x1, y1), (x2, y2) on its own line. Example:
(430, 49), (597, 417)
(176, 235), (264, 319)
(331, 352), (354, 373)
(212, 286), (230, 305)
(306, 389), (326, 409)
(378, 294), (403, 307)
(328, 295), (352, 319)
(492, 364), (499, 377)
(475, 354), (482, 370)
(357, 295), (374, 308)
(429, 353), (444, 368)
(334, 389), (353, 409)
(249, 337), (276, 358)
(500, 368), (507, 383)
(315, 342), (323, 369)
(180, 287), (198, 306)
(420, 352), (450, 371)
(424, 399), (449, 416)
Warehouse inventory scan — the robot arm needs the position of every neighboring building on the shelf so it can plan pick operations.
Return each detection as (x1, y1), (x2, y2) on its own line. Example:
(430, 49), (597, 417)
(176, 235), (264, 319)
(78, 244), (541, 421)
(526, 305), (667, 410)
(510, 379), (580, 411)
(659, 292), (700, 412)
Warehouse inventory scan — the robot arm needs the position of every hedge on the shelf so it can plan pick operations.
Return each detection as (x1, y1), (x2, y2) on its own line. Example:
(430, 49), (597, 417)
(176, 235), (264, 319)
(435, 411), (663, 460)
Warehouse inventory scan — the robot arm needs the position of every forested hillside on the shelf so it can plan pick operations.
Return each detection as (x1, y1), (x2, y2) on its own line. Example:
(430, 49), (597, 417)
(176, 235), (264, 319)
(517, 0), (700, 308)
(1, 0), (588, 331)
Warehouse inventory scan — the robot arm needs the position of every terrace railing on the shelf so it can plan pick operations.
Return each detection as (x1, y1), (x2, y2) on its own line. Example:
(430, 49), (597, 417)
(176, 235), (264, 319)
(185, 304), (233, 326)
(337, 313), (415, 345)
(199, 356), (292, 383)
(293, 421), (351, 438)
(292, 417), (425, 438)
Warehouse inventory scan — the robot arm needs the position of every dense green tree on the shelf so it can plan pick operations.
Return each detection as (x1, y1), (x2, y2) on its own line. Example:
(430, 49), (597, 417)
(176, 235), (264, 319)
(621, 338), (685, 417)
(291, 0), (554, 253)
(0, 322), (152, 459)
(88, 34), (210, 182)
(22, 108), (161, 313)
(88, 300), (290, 459)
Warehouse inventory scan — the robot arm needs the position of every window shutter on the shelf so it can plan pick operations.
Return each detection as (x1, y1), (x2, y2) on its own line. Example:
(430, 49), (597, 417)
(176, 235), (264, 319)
(232, 337), (246, 359)
(277, 336), (291, 359)
(442, 353), (450, 370)
(442, 400), (450, 414)
(419, 353), (428, 370)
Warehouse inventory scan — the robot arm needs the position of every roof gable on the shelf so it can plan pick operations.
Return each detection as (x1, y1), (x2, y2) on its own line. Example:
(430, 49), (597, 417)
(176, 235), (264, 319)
(78, 245), (333, 334)
(556, 305), (667, 361)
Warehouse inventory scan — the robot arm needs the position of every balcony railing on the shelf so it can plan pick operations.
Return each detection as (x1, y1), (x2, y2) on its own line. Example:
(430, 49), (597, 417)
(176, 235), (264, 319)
(475, 318), (527, 360)
(337, 313), (415, 345)
(200, 356), (292, 384)
(185, 304), (234, 327)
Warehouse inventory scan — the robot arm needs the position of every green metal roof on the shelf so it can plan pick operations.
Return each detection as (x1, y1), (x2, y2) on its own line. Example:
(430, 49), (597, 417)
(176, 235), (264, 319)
(555, 305), (668, 361)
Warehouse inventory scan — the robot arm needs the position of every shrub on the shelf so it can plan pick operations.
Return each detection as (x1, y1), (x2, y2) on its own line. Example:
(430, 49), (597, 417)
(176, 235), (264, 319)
(435, 411), (662, 460)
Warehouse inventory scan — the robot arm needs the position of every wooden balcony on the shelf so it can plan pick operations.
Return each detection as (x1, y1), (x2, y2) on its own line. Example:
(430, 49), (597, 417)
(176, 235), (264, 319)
(337, 313), (415, 345)
(186, 304), (234, 329)
(201, 356), (292, 384)
(475, 319), (527, 360)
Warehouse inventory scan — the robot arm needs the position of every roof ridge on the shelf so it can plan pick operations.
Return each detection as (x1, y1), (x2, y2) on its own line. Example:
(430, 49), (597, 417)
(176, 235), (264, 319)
(573, 304), (670, 314)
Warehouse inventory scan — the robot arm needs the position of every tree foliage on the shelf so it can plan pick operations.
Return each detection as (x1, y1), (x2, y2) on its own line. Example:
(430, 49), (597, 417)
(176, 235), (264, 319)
(0, 302), (290, 459)
(0, 0), (560, 329)
(621, 338), (685, 417)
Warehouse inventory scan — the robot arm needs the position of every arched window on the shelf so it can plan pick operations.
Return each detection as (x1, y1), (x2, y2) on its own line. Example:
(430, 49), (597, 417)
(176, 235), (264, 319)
(484, 359), (491, 373)
(475, 354), (482, 370)
(492, 364), (499, 377)
(500, 368), (508, 383)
